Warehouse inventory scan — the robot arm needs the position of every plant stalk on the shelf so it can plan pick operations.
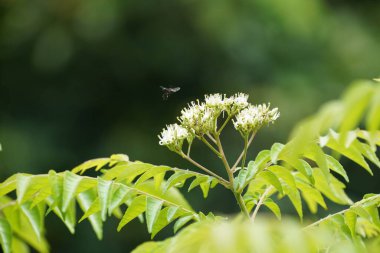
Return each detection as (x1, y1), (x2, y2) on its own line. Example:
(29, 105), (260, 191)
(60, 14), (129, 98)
(217, 115), (232, 135)
(251, 186), (273, 222)
(304, 194), (380, 230)
(232, 131), (257, 172)
(179, 151), (230, 188)
(200, 136), (222, 158)
(235, 192), (250, 218)
(240, 135), (249, 171)
(214, 133), (250, 218)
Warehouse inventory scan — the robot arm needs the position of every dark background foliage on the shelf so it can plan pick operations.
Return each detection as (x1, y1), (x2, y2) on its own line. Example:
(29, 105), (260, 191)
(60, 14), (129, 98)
(1, 0), (379, 252)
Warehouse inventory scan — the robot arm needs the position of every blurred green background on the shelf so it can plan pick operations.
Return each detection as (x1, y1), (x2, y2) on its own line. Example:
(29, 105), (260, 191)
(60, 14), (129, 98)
(1, 0), (380, 252)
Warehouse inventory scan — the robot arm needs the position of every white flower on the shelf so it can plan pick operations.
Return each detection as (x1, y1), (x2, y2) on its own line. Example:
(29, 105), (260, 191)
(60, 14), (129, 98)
(179, 101), (215, 135)
(205, 93), (224, 108)
(224, 93), (249, 115)
(223, 95), (234, 107)
(233, 93), (249, 109)
(233, 103), (280, 135)
(158, 124), (189, 151)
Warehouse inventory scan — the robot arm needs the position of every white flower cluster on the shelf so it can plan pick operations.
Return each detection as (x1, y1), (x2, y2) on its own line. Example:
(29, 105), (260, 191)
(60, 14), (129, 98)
(222, 93), (249, 115)
(158, 124), (189, 151)
(179, 101), (214, 136)
(159, 92), (279, 151)
(233, 103), (280, 136)
(204, 93), (224, 108)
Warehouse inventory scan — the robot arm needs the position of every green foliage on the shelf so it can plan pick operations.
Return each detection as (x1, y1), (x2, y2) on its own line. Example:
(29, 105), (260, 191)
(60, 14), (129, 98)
(0, 79), (380, 252)
(0, 156), (218, 252)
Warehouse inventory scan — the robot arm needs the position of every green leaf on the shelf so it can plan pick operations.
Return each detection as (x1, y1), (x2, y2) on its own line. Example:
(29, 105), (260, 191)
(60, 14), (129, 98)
(257, 171), (283, 194)
(154, 172), (166, 190)
(117, 195), (147, 231)
(16, 174), (49, 204)
(285, 158), (314, 184)
(167, 206), (179, 222)
(246, 150), (271, 181)
(0, 217), (12, 253)
(234, 169), (248, 192)
(2, 202), (49, 253)
(353, 141), (380, 168)
(46, 196), (76, 234)
(116, 162), (154, 183)
(366, 86), (380, 131)
(0, 174), (17, 197)
(151, 208), (170, 238)
(188, 176), (208, 192)
(199, 181), (211, 198)
(357, 130), (380, 149)
(366, 205), (380, 227)
(325, 155), (349, 182)
(351, 206), (371, 220)
(305, 143), (330, 181)
(135, 166), (171, 185)
(268, 165), (297, 189)
(72, 158), (110, 174)
(77, 190), (103, 240)
(47, 170), (63, 212)
(110, 154), (129, 165)
(11, 237), (29, 253)
(31, 186), (52, 209)
(164, 173), (194, 192)
(283, 183), (303, 219)
(136, 181), (194, 212)
(270, 143), (285, 164)
(313, 168), (352, 205)
(64, 199), (77, 234)
(345, 210), (357, 237)
(132, 241), (165, 253)
(295, 178), (326, 213)
(152, 207), (186, 238)
(62, 171), (83, 212)
(263, 198), (281, 220)
(268, 165), (302, 218)
(20, 202), (44, 241)
(323, 131), (372, 175)
(173, 215), (193, 233)
(108, 184), (131, 216)
(340, 81), (373, 132)
(146, 197), (164, 233)
(101, 164), (130, 180)
(79, 198), (100, 223)
(97, 177), (113, 221)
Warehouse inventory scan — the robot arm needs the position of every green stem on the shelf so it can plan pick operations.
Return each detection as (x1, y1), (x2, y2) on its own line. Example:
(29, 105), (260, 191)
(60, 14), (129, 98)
(179, 151), (230, 188)
(304, 194), (380, 230)
(206, 133), (217, 144)
(217, 115), (232, 135)
(214, 134), (233, 182)
(235, 192), (250, 218)
(251, 186), (273, 222)
(200, 136), (222, 158)
(186, 140), (193, 157)
(240, 135), (249, 171)
(214, 133), (249, 218)
(231, 131), (257, 172)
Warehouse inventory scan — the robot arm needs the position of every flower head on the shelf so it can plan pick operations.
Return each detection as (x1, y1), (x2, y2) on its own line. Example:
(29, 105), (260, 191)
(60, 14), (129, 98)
(233, 103), (280, 136)
(179, 101), (215, 135)
(205, 93), (224, 108)
(224, 93), (249, 115)
(233, 93), (249, 109)
(158, 123), (189, 151)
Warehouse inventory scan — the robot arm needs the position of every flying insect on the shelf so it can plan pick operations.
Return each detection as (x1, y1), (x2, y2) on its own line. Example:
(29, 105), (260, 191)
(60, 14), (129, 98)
(160, 86), (180, 100)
